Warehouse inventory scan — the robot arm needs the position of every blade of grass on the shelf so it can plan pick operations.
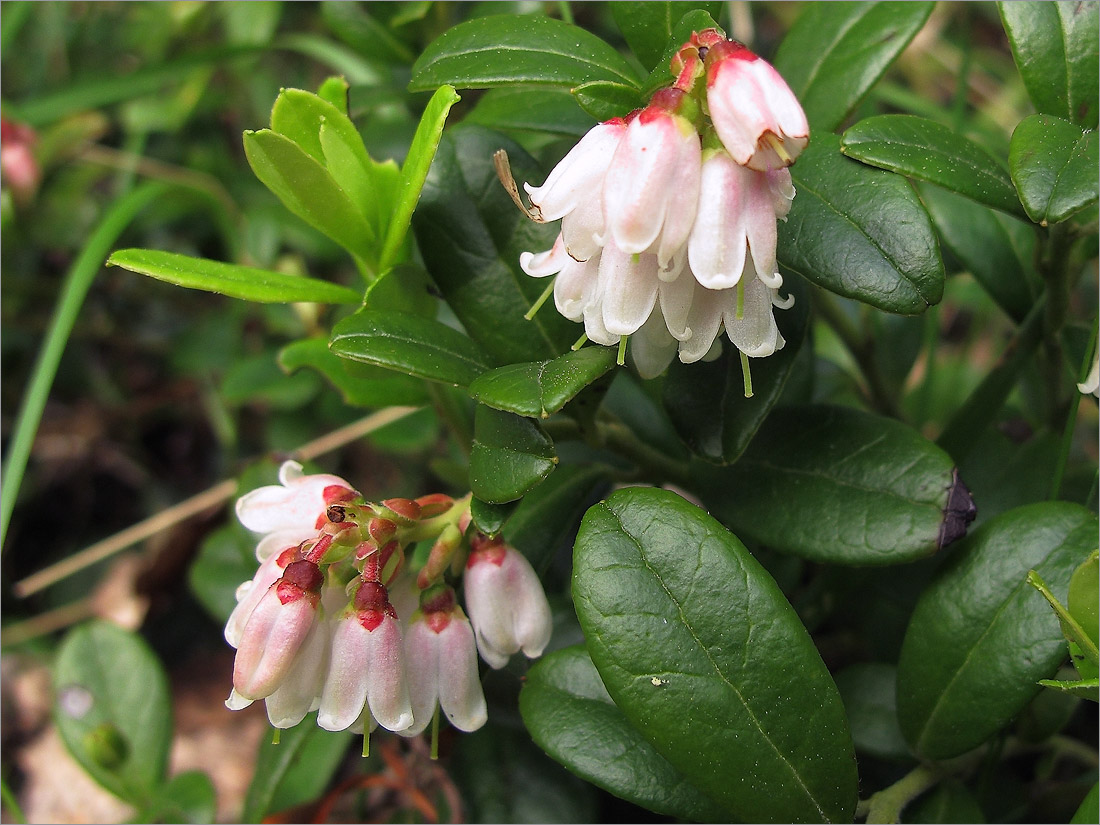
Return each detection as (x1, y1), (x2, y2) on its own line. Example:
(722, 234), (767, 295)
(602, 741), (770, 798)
(0, 181), (172, 550)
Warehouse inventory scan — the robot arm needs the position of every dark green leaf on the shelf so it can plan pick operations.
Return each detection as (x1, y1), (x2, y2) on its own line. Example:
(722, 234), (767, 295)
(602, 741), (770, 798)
(1009, 114), (1099, 225)
(897, 502), (1098, 759)
(330, 308), (492, 388)
(841, 115), (1024, 218)
(834, 663), (911, 761)
(779, 134), (945, 314)
(188, 524), (256, 624)
(999, 0), (1099, 128)
(466, 88), (596, 138)
(220, 351), (321, 409)
(571, 80), (647, 122)
(320, 1), (415, 65)
(380, 84), (460, 270)
(241, 716), (353, 822)
(409, 15), (641, 91)
(470, 497), (516, 537)
(904, 780), (986, 825)
(279, 337), (428, 407)
(412, 125), (580, 363)
(774, 2), (934, 132)
(663, 277), (807, 464)
(363, 263), (436, 317)
(521, 646), (728, 821)
(611, 2), (723, 71)
(918, 184), (1035, 323)
(107, 249), (361, 305)
(702, 405), (968, 565)
(469, 347), (617, 419)
(1070, 550), (1099, 649)
(505, 464), (612, 574)
(573, 488), (857, 822)
(243, 129), (377, 266)
(53, 621), (172, 801)
(469, 405), (557, 504)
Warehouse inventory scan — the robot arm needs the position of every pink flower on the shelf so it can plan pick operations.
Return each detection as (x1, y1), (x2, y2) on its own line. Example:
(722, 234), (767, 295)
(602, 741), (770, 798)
(262, 615), (329, 728)
(224, 547), (292, 649)
(235, 460), (356, 561)
(463, 540), (552, 669)
(232, 560), (324, 700)
(705, 39), (809, 172)
(602, 90), (700, 273)
(317, 581), (413, 733)
(401, 588), (487, 737)
(524, 119), (627, 226)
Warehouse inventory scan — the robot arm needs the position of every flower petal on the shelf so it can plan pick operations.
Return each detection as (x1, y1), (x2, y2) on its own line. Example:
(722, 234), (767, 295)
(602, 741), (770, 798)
(599, 243), (658, 337)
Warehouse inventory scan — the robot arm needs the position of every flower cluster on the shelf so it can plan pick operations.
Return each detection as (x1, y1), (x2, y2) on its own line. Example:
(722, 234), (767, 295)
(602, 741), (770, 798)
(223, 461), (552, 745)
(517, 29), (808, 380)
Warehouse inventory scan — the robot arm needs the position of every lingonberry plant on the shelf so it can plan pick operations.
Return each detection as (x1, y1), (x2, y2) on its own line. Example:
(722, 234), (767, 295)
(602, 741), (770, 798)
(2, 3), (1097, 823)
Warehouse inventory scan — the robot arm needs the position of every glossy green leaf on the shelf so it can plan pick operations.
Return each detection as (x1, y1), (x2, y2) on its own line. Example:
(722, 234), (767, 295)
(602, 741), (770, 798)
(470, 497), (515, 537)
(1038, 676), (1099, 701)
(412, 125), (579, 363)
(107, 249), (360, 305)
(999, 0), (1099, 128)
(241, 716), (352, 822)
(54, 621), (172, 801)
(270, 88), (353, 163)
(466, 88), (596, 138)
(897, 502), (1099, 759)
(611, 2), (723, 70)
(573, 488), (857, 823)
(702, 405), (969, 565)
(521, 646), (728, 821)
(316, 75), (349, 114)
(469, 347), (617, 419)
(469, 405), (557, 504)
(834, 663), (911, 761)
(918, 184), (1035, 323)
(279, 337), (428, 407)
(243, 129), (377, 267)
(409, 15), (641, 91)
(841, 115), (1024, 218)
(362, 263), (437, 317)
(316, 118), (389, 239)
(1009, 114), (1099, 225)
(774, 2), (934, 132)
(379, 84), (460, 270)
(505, 464), (611, 574)
(330, 308), (491, 388)
(779, 134), (944, 314)
(663, 278), (807, 464)
(571, 80), (647, 121)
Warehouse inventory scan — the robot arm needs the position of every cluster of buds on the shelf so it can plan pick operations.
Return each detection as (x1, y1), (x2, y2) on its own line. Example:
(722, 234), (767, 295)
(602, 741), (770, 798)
(515, 29), (808, 384)
(224, 461), (552, 749)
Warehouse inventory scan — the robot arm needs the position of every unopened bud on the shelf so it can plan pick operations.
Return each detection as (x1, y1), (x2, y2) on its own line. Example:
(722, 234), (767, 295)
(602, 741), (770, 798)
(280, 560), (324, 593)
(419, 583), (457, 615)
(323, 485), (359, 505)
(381, 498), (421, 524)
(368, 517), (397, 545)
(415, 494), (455, 518)
(417, 524), (463, 590)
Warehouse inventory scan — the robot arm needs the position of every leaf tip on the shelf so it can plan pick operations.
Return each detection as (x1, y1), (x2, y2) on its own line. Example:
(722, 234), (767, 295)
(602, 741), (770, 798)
(937, 467), (976, 550)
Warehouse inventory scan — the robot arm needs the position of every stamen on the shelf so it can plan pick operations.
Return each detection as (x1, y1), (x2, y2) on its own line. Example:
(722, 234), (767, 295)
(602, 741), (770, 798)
(430, 705), (441, 761)
(739, 350), (754, 398)
(736, 279), (745, 320)
(493, 150), (544, 222)
(617, 335), (628, 366)
(271, 729), (281, 745)
(570, 333), (589, 351)
(524, 278), (556, 321)
(362, 721), (371, 757)
(763, 132), (792, 165)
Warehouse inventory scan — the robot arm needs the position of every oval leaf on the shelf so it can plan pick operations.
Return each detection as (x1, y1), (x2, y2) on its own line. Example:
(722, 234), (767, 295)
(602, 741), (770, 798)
(701, 405), (971, 565)
(780, 134), (945, 314)
(573, 488), (857, 823)
(1008, 113), (1099, 225)
(243, 128), (376, 265)
(774, 2), (934, 132)
(999, 0), (1099, 128)
(330, 308), (491, 387)
(469, 405), (557, 504)
(469, 346), (617, 419)
(412, 125), (579, 363)
(841, 115), (1025, 218)
(107, 248), (360, 304)
(611, 2), (724, 71)
(571, 80), (647, 122)
(520, 646), (728, 821)
(53, 621), (173, 800)
(410, 15), (641, 91)
(279, 337), (428, 407)
(663, 277), (807, 464)
(466, 88), (597, 138)
(897, 502), (1099, 759)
